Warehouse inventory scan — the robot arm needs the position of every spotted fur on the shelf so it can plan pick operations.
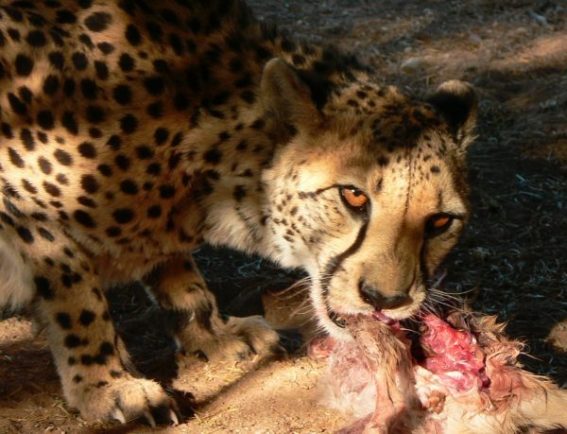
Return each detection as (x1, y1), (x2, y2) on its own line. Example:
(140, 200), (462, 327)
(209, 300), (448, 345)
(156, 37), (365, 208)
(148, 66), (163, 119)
(0, 0), (476, 425)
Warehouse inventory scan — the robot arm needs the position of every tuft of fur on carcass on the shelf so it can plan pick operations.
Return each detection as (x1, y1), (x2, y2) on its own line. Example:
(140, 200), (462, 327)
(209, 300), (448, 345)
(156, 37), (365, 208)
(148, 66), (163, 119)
(317, 311), (567, 434)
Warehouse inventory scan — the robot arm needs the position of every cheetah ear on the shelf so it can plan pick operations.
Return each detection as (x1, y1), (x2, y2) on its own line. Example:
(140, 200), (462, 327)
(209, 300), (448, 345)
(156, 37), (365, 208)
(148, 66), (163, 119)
(428, 80), (477, 148)
(260, 58), (322, 132)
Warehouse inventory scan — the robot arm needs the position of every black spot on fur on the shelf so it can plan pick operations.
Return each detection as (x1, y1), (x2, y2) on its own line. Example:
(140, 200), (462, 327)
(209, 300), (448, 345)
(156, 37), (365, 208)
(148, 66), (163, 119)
(15, 54), (34, 76)
(20, 128), (35, 150)
(168, 152), (181, 170)
(8, 93), (27, 115)
(147, 204), (161, 218)
(100, 342), (114, 355)
(125, 24), (142, 46)
(134, 145), (153, 160)
(37, 110), (55, 130)
(26, 30), (47, 47)
(143, 76), (165, 95)
(71, 52), (88, 70)
(173, 92), (190, 111)
(18, 87), (32, 104)
(64, 334), (82, 348)
(94, 61), (109, 80)
(61, 111), (79, 135)
(38, 157), (52, 174)
(146, 162), (161, 176)
(81, 175), (99, 193)
(97, 164), (113, 177)
(89, 128), (102, 138)
(56, 312), (72, 329)
(159, 185), (175, 199)
(105, 226), (121, 237)
(43, 181), (61, 197)
(16, 226), (34, 243)
(79, 33), (94, 49)
(48, 52), (65, 70)
(77, 196), (97, 208)
(203, 148), (222, 164)
(35, 276), (53, 299)
(98, 41), (114, 54)
(118, 53), (135, 72)
(113, 84), (132, 105)
(0, 212), (15, 226)
(120, 180), (138, 195)
(146, 21), (163, 42)
(233, 185), (246, 202)
(85, 105), (105, 123)
(113, 208), (134, 224)
(56, 9), (76, 24)
(63, 78), (75, 97)
(80, 79), (98, 100)
(1, 123), (14, 139)
(38, 227), (55, 241)
(84, 12), (112, 32)
(78, 142), (97, 159)
(120, 114), (138, 134)
(106, 135), (122, 150)
(114, 154), (131, 171)
(79, 309), (96, 326)
(146, 101), (164, 118)
(54, 149), (72, 165)
(22, 179), (37, 194)
(74, 210), (96, 228)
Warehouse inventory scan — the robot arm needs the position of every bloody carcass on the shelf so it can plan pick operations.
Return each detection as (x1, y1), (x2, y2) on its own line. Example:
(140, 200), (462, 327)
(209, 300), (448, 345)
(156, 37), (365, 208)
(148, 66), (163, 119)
(316, 310), (567, 434)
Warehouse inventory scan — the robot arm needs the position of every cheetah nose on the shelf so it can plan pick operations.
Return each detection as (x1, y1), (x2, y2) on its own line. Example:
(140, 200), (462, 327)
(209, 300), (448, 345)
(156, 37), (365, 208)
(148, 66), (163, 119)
(358, 280), (412, 310)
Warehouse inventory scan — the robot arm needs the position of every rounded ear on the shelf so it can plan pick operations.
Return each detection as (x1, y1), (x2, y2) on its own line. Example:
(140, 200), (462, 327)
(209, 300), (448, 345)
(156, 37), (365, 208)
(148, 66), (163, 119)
(428, 80), (477, 148)
(260, 58), (322, 132)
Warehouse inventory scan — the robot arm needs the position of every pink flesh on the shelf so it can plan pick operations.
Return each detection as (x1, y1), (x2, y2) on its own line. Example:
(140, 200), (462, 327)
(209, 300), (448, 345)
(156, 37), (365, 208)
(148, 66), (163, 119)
(372, 310), (397, 326)
(420, 313), (488, 392)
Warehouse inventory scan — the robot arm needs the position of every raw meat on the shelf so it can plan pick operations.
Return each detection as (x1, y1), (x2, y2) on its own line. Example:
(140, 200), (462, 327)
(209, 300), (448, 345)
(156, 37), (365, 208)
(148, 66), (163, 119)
(318, 310), (567, 434)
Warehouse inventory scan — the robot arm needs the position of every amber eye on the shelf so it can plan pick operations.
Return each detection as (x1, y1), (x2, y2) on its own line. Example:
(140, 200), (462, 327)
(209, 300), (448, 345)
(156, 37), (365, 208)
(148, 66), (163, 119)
(425, 213), (454, 237)
(340, 186), (369, 210)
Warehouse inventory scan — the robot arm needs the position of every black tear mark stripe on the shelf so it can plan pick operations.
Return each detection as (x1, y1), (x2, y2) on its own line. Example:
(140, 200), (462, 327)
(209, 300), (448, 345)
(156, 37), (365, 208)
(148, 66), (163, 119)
(419, 237), (430, 284)
(321, 217), (370, 298)
(403, 150), (414, 218)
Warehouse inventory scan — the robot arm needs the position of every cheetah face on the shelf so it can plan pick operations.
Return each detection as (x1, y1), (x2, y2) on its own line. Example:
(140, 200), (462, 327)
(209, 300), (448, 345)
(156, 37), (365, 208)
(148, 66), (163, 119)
(262, 60), (477, 339)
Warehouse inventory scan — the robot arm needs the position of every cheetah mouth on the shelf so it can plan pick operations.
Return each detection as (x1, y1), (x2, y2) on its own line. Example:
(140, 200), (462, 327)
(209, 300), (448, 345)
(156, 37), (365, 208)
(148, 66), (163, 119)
(327, 308), (398, 330)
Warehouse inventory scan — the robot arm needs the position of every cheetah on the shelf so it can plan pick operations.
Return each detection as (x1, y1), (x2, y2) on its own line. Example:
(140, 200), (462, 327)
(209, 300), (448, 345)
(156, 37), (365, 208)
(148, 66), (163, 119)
(0, 0), (477, 425)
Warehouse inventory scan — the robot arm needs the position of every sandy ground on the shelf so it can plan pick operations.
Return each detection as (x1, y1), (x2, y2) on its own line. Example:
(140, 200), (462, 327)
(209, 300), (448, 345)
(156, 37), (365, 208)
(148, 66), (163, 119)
(0, 315), (348, 434)
(1, 0), (566, 433)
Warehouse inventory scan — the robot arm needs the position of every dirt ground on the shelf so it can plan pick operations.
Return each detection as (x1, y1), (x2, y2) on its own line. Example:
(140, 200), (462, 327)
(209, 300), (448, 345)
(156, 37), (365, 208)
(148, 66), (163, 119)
(1, 0), (566, 432)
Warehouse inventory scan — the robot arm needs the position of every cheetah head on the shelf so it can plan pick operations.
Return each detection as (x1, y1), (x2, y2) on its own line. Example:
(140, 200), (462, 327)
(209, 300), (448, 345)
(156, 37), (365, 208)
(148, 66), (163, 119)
(262, 59), (477, 340)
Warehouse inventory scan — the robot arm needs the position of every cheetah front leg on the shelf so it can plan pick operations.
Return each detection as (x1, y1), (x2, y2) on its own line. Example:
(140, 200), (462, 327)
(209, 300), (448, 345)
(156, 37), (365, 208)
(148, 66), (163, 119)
(148, 255), (280, 362)
(29, 236), (178, 425)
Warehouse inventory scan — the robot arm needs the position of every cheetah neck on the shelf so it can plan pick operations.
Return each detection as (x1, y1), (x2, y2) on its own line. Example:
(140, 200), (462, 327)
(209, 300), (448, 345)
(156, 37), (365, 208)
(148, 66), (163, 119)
(178, 103), (285, 261)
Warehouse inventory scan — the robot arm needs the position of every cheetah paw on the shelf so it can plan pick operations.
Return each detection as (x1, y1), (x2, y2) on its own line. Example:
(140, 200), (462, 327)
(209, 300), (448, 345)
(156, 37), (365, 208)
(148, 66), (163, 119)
(66, 375), (180, 426)
(183, 315), (280, 362)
